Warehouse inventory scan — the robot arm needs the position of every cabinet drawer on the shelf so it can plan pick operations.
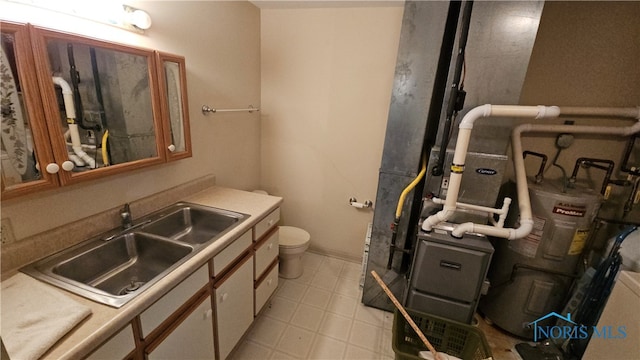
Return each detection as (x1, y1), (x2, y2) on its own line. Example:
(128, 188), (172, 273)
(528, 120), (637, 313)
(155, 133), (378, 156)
(86, 324), (135, 360)
(253, 208), (280, 241)
(254, 228), (279, 278)
(255, 263), (279, 316)
(139, 265), (209, 337)
(213, 231), (252, 276)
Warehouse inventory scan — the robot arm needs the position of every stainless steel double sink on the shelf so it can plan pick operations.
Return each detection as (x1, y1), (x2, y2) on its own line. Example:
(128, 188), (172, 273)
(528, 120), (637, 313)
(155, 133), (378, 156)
(21, 202), (248, 308)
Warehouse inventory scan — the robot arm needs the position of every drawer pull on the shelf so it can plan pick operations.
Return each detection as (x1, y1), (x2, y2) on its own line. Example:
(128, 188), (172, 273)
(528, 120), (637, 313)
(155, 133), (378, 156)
(267, 219), (274, 227)
(267, 243), (274, 250)
(267, 278), (273, 286)
(220, 293), (228, 303)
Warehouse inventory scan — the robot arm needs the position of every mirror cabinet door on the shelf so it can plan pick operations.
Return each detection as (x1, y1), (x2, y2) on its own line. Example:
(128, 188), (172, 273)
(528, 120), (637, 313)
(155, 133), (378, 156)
(1, 22), (60, 199)
(156, 52), (191, 160)
(30, 26), (165, 184)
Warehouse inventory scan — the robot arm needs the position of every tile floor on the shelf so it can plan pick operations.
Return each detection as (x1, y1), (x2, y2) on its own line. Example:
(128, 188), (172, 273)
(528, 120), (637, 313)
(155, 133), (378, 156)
(230, 252), (523, 360)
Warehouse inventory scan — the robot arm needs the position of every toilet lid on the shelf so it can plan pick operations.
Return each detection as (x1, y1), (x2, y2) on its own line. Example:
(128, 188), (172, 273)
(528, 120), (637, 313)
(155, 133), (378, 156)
(279, 226), (310, 248)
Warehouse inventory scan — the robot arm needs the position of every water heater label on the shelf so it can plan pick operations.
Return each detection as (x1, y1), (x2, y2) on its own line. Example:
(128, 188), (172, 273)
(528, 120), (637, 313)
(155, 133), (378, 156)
(552, 203), (586, 217)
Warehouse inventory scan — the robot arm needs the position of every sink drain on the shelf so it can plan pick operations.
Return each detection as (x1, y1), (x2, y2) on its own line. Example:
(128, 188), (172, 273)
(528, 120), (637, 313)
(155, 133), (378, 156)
(119, 279), (146, 295)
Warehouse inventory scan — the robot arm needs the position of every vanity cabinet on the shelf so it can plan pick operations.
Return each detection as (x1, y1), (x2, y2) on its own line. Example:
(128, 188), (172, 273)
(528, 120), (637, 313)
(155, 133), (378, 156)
(0, 21), (192, 200)
(71, 206), (282, 360)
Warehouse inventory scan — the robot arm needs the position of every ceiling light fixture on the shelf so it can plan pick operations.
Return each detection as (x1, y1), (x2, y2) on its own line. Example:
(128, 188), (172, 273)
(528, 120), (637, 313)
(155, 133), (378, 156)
(4, 0), (152, 33)
(123, 6), (152, 30)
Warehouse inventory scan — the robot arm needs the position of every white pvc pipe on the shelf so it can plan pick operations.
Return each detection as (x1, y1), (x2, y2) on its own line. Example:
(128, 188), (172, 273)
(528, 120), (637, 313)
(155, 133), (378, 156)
(52, 77), (75, 119)
(53, 76), (96, 169)
(495, 197), (512, 228)
(423, 104), (640, 240)
(69, 124), (96, 169)
(430, 197), (510, 216)
(451, 219), (534, 239)
(559, 106), (640, 119)
(504, 117), (640, 239)
(422, 105), (560, 232)
(67, 153), (85, 167)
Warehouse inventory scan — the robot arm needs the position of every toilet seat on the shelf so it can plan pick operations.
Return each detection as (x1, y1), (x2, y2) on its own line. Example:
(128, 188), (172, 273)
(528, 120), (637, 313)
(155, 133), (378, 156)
(279, 226), (310, 248)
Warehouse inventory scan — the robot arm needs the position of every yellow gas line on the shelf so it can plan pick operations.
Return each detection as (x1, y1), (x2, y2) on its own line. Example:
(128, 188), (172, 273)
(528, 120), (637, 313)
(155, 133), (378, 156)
(395, 154), (427, 220)
(101, 130), (110, 166)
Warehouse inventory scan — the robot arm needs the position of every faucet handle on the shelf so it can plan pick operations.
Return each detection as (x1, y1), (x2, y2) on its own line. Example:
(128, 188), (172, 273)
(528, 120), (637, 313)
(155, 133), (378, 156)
(121, 203), (132, 228)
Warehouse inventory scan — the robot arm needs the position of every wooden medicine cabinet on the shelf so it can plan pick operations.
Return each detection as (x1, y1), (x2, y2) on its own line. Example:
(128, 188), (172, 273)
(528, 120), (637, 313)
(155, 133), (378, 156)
(0, 22), (192, 200)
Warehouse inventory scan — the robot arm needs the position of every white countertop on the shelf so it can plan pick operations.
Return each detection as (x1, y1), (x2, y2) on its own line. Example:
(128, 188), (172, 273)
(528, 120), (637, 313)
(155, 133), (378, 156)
(5, 186), (282, 360)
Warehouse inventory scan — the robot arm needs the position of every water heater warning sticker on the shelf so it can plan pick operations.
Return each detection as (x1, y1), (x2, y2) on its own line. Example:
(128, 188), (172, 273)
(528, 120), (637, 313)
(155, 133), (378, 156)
(509, 216), (545, 258)
(568, 229), (589, 255)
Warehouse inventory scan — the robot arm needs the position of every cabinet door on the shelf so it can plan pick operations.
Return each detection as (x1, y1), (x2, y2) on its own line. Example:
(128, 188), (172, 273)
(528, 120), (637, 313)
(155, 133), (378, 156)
(155, 52), (191, 161)
(1, 21), (60, 199)
(86, 324), (135, 360)
(147, 295), (215, 360)
(29, 25), (166, 186)
(214, 253), (253, 360)
(139, 265), (209, 338)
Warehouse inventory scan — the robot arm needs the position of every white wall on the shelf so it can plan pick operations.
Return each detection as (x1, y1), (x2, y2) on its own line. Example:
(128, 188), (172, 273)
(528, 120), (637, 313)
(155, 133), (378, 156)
(1, 1), (261, 239)
(518, 1), (640, 188)
(260, 5), (404, 260)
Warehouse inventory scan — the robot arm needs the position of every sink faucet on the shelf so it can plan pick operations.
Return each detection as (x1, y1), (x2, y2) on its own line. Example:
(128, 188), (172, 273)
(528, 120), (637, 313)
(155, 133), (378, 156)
(121, 203), (133, 229)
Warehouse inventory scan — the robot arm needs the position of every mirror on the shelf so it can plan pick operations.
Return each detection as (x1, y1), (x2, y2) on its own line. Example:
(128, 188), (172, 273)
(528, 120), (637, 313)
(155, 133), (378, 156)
(1, 31), (35, 184)
(1, 22), (59, 197)
(30, 26), (165, 183)
(157, 52), (191, 160)
(42, 36), (159, 168)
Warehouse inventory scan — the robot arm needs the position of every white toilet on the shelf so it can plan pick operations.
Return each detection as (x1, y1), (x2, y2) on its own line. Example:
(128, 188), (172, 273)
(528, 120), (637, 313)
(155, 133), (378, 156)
(278, 226), (311, 279)
(253, 190), (311, 279)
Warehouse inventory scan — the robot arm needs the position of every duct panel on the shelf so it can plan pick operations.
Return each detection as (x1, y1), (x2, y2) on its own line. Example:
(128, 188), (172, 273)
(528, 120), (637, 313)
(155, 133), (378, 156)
(379, 0), (452, 174)
(362, 171), (415, 311)
(363, 0), (454, 311)
(433, 1), (545, 159)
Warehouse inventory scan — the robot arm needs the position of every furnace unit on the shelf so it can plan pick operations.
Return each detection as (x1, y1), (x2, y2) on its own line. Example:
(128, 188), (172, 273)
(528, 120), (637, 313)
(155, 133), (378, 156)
(406, 228), (494, 324)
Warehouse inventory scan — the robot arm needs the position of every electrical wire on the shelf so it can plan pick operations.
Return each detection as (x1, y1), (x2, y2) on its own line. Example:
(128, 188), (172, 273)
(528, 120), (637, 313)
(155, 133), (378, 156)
(545, 147), (568, 192)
